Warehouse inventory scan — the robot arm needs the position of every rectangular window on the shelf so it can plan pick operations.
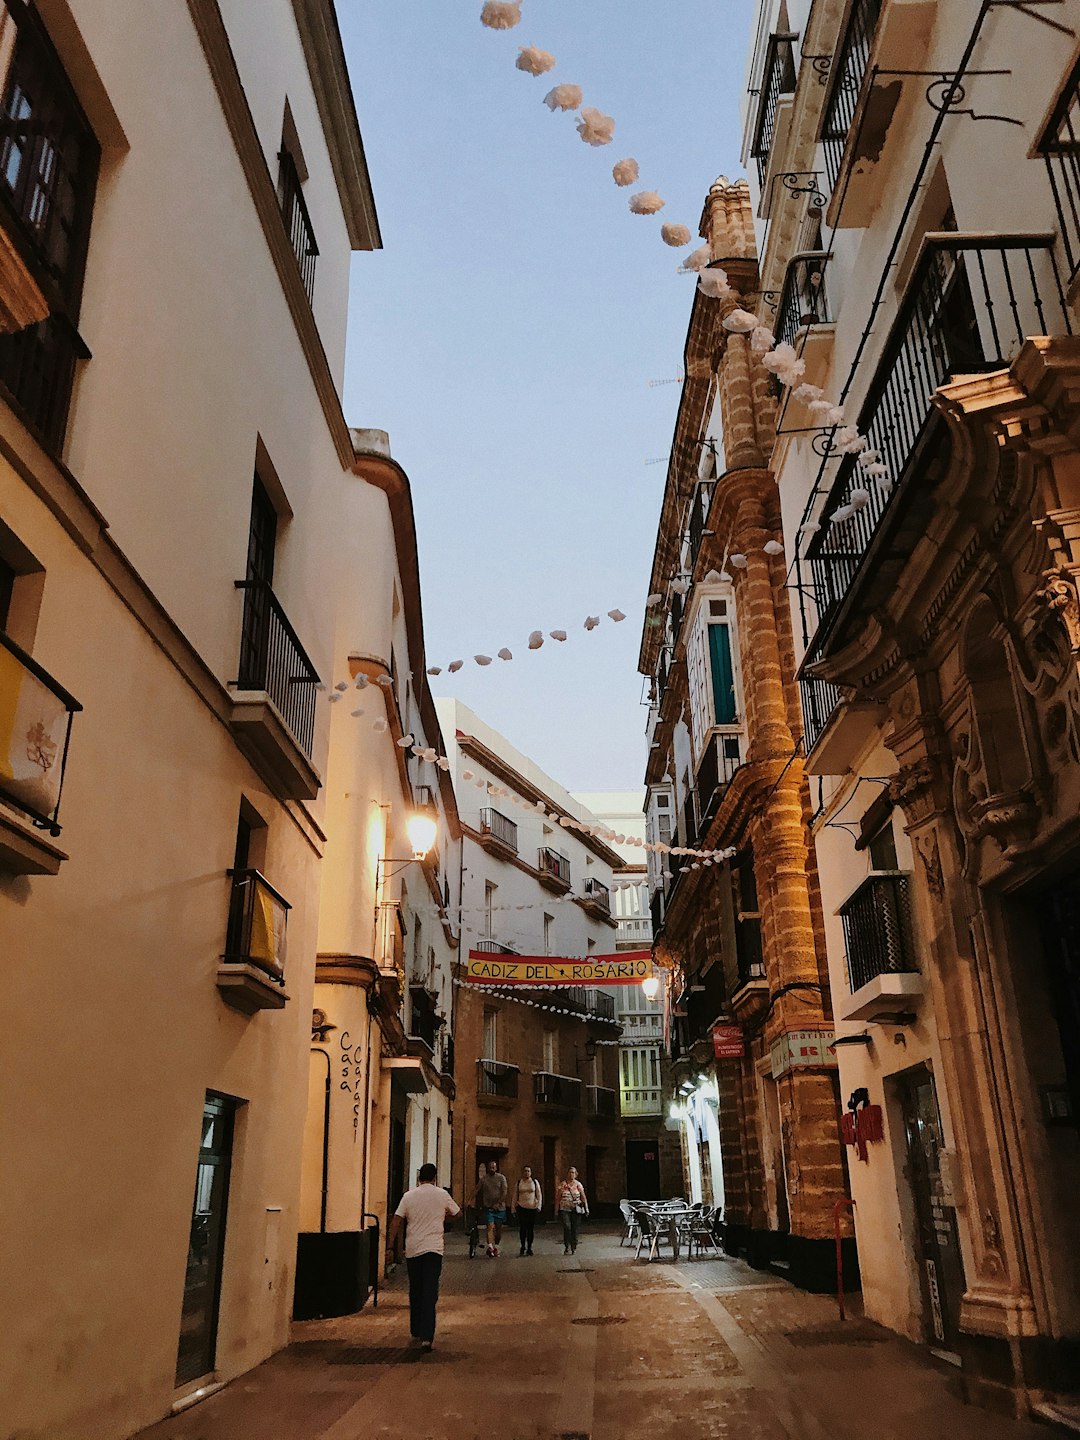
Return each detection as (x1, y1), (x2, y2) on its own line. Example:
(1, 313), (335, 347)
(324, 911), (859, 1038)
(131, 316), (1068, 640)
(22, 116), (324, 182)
(543, 912), (553, 954)
(709, 623), (737, 724)
(484, 881), (496, 938)
(482, 1006), (497, 1060)
(277, 147), (317, 301)
(176, 1093), (235, 1386)
(0, 2), (99, 452)
(542, 1028), (557, 1074)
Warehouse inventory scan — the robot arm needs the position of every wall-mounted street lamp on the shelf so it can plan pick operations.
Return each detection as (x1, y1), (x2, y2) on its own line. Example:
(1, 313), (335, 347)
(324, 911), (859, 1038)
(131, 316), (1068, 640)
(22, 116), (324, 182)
(641, 974), (661, 1003)
(376, 809), (439, 888)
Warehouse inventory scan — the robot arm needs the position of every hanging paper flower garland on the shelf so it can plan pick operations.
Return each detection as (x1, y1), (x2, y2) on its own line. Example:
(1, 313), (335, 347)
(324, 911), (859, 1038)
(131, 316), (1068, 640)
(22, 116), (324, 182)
(629, 191), (665, 215)
(612, 158), (639, 187)
(576, 107), (615, 147)
(544, 83), (582, 112)
(661, 224), (692, 248)
(481, 1), (522, 30)
(516, 45), (555, 74)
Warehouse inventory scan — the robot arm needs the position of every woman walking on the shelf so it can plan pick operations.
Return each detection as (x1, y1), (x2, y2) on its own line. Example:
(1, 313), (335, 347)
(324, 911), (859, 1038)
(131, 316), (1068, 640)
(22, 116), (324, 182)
(555, 1166), (589, 1255)
(512, 1165), (542, 1256)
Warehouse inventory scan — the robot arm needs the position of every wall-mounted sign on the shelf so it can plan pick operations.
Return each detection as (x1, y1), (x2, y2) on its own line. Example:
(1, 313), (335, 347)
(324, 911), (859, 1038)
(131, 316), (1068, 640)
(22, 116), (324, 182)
(769, 1028), (838, 1079)
(465, 949), (650, 985)
(712, 1023), (745, 1059)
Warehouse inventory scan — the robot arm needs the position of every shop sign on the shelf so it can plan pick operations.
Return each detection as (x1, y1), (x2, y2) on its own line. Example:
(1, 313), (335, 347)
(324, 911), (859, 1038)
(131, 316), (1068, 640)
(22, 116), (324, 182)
(712, 1023), (745, 1059)
(769, 1029), (838, 1079)
(465, 948), (650, 985)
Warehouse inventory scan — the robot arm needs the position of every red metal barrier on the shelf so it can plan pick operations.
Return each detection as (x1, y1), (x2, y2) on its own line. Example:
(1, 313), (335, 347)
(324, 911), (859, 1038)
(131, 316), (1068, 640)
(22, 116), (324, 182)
(834, 1197), (856, 1320)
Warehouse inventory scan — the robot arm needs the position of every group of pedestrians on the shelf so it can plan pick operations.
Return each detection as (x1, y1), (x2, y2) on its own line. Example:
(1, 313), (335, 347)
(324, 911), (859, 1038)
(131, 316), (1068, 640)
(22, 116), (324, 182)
(388, 1158), (592, 1353)
(471, 1159), (589, 1258)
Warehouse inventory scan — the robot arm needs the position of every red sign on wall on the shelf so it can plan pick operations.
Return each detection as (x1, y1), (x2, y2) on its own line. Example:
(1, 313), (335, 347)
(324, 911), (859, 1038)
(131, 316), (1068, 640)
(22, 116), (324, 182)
(712, 1023), (745, 1059)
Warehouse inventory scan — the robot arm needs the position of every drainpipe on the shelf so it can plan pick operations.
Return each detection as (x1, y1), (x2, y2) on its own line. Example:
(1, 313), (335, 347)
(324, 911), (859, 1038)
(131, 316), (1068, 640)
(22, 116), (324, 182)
(311, 1047), (331, 1233)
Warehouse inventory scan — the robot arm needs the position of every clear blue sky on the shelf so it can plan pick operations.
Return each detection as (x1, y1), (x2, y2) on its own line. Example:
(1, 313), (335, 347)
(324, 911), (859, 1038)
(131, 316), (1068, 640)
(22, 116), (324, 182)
(338, 0), (755, 791)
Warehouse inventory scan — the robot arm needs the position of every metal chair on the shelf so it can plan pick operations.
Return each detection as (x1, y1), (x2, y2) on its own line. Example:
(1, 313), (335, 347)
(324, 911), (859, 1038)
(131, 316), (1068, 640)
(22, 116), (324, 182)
(619, 1199), (641, 1248)
(633, 1206), (674, 1262)
(686, 1204), (723, 1257)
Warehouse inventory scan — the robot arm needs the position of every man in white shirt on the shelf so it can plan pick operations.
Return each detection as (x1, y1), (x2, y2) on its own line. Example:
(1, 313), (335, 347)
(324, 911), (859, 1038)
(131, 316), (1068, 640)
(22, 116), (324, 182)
(388, 1163), (460, 1351)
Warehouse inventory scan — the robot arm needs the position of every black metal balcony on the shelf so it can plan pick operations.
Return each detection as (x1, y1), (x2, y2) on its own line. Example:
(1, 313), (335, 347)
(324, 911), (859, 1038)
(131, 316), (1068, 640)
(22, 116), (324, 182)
(656, 646), (672, 701)
(278, 149), (318, 301)
(774, 251), (831, 355)
(586, 1084), (618, 1120)
(538, 846), (571, 888)
(224, 867), (290, 983)
(477, 1058), (519, 1100)
(696, 731), (742, 830)
(0, 313), (90, 453)
(584, 987), (615, 1022)
(839, 871), (917, 993)
(1039, 57), (1080, 280)
(670, 588), (684, 643)
(650, 887), (664, 934)
(581, 877), (611, 915)
(408, 986), (441, 1052)
(235, 575), (319, 757)
(821, 0), (882, 190)
(0, 628), (80, 835)
(799, 674), (843, 754)
(479, 806), (518, 854)
(534, 1072), (582, 1110)
(750, 32), (798, 186)
(807, 235), (1073, 645)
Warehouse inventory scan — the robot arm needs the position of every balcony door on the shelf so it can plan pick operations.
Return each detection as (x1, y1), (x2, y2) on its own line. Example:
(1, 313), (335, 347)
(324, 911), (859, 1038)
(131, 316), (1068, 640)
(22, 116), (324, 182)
(238, 476), (277, 690)
(176, 1094), (235, 1386)
(625, 1138), (661, 1201)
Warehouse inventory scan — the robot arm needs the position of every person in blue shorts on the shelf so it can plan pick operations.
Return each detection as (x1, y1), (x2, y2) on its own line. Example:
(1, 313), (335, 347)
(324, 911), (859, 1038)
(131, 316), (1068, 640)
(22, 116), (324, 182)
(472, 1159), (509, 1257)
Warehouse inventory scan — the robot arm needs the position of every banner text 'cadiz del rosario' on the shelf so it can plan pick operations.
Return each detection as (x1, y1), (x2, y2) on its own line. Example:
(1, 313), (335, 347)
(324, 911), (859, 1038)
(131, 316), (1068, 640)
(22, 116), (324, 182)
(466, 949), (652, 986)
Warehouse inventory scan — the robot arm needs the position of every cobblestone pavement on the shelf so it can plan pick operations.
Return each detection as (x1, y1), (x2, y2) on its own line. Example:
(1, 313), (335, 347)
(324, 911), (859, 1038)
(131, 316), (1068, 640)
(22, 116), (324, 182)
(139, 1225), (1051, 1440)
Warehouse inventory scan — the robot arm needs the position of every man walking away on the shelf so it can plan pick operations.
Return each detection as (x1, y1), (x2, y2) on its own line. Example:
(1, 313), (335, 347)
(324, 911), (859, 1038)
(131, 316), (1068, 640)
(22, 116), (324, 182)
(472, 1159), (509, 1257)
(388, 1163), (460, 1352)
(512, 1165), (542, 1255)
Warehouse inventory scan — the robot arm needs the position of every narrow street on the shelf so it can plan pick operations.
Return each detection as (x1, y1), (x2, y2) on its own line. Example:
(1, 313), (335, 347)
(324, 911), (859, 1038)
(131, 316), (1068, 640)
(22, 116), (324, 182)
(138, 1226), (1048, 1440)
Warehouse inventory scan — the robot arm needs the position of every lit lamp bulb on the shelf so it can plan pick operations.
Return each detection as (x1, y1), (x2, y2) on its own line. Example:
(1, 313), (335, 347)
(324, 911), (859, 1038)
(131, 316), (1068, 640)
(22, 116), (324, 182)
(406, 812), (438, 860)
(642, 974), (661, 1003)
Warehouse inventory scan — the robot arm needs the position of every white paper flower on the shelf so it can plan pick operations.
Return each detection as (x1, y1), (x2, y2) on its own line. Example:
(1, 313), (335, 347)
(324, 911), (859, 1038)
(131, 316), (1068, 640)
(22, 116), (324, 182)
(703, 569), (722, 583)
(729, 553), (748, 569)
(376, 674), (394, 687)
(498, 647), (513, 660)
(793, 383), (823, 404)
(373, 717), (388, 733)
(462, 769), (475, 781)
(799, 521), (820, 536)
(670, 577), (690, 596)
(682, 244), (711, 272)
(584, 615), (600, 630)
(697, 267), (732, 300)
(426, 667), (441, 676)
(328, 691), (342, 703)
(516, 44), (555, 74)
(661, 223), (692, 248)
(576, 107), (615, 146)
(750, 326), (775, 354)
(475, 654), (492, 666)
(550, 629), (567, 641)
(807, 398), (835, 417)
(834, 426), (863, 453)
(544, 83), (582, 111)
(528, 630), (544, 649)
(351, 707), (365, 718)
(857, 448), (881, 469)
(481, 1), (521, 30)
(608, 608), (626, 622)
(646, 592), (663, 606)
(763, 539), (785, 555)
(849, 487), (872, 510)
(831, 504), (855, 524)
(397, 734), (414, 748)
(629, 190), (665, 215)
(824, 405), (846, 426)
(864, 462), (889, 478)
(612, 157), (639, 187)
(722, 308), (760, 334)
(437, 757), (451, 771)
(335, 680), (349, 692)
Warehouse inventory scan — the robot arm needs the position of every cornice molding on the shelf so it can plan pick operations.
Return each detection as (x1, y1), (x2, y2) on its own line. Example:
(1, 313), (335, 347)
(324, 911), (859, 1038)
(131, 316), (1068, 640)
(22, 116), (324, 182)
(187, 0), (354, 467)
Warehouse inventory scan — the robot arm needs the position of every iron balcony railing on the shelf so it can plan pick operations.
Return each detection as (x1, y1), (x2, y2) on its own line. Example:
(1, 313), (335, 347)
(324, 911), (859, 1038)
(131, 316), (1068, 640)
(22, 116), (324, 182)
(656, 646), (672, 701)
(479, 806), (518, 853)
(750, 32), (798, 185)
(538, 846), (570, 885)
(650, 887), (664, 934)
(474, 938), (518, 955)
(0, 628), (81, 835)
(687, 481), (715, 569)
(774, 250), (831, 355)
(477, 1058), (519, 1100)
(408, 986), (441, 1052)
(234, 575), (320, 756)
(584, 987), (615, 1021)
(807, 235), (1073, 643)
(839, 871), (918, 993)
(586, 1085), (618, 1119)
(1039, 56), (1080, 280)
(534, 1071), (582, 1109)
(278, 149), (318, 301)
(670, 588), (684, 644)
(821, 0), (882, 190)
(621, 1086), (663, 1117)
(799, 673), (844, 754)
(695, 730), (742, 832)
(224, 867), (290, 984)
(582, 877), (611, 915)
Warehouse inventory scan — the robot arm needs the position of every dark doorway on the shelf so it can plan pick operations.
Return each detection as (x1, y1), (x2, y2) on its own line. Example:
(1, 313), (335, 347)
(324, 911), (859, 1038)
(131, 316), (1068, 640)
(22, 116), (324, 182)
(625, 1138), (661, 1200)
(1038, 872), (1080, 1126)
(176, 1094), (235, 1386)
(542, 1136), (556, 1220)
(896, 1066), (965, 1351)
(387, 1117), (407, 1220)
